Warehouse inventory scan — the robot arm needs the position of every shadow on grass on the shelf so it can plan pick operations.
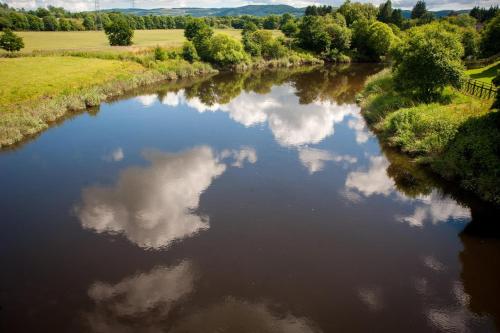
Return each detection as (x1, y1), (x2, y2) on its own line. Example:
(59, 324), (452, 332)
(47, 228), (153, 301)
(469, 63), (500, 83)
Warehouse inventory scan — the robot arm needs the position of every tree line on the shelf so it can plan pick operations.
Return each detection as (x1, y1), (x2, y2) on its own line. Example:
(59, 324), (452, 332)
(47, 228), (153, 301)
(0, 3), (291, 32)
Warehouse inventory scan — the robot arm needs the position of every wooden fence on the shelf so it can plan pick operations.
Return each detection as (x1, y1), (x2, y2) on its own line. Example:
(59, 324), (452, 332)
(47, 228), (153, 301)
(460, 78), (498, 100)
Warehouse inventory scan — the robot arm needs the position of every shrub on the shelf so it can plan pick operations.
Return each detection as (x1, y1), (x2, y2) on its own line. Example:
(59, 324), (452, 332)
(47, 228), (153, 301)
(182, 41), (200, 63)
(281, 20), (299, 37)
(243, 30), (288, 59)
(367, 21), (396, 60)
(0, 29), (24, 52)
(184, 19), (213, 42)
(206, 34), (248, 67)
(391, 24), (464, 101)
(104, 17), (133, 46)
(480, 13), (500, 57)
(153, 46), (166, 61)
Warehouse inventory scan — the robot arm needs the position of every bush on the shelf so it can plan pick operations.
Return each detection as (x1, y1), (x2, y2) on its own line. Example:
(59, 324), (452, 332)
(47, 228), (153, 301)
(153, 46), (166, 61)
(281, 20), (299, 37)
(104, 17), (133, 46)
(367, 21), (396, 60)
(0, 29), (24, 52)
(391, 24), (464, 101)
(182, 41), (200, 63)
(243, 30), (288, 60)
(480, 13), (500, 57)
(206, 34), (248, 67)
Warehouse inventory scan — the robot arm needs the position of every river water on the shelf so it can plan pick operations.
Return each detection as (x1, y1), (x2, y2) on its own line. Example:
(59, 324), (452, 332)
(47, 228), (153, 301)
(0, 65), (499, 333)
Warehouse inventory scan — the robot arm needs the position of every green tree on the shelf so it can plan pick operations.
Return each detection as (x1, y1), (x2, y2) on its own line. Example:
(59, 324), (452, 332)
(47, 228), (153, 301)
(411, 0), (428, 19)
(27, 14), (43, 31)
(462, 28), (480, 59)
(298, 15), (331, 53)
(42, 15), (58, 31)
(392, 24), (464, 101)
(104, 17), (133, 46)
(184, 19), (214, 60)
(367, 21), (396, 60)
(480, 13), (500, 57)
(390, 9), (404, 27)
(280, 20), (299, 37)
(377, 0), (393, 23)
(184, 19), (213, 41)
(338, 0), (378, 26)
(83, 15), (96, 30)
(206, 34), (248, 67)
(182, 40), (200, 62)
(58, 18), (71, 31)
(243, 30), (287, 59)
(263, 15), (280, 29)
(0, 29), (24, 52)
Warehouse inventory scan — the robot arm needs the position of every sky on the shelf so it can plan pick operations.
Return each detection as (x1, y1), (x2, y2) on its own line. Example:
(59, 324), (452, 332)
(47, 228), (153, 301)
(3, 0), (499, 12)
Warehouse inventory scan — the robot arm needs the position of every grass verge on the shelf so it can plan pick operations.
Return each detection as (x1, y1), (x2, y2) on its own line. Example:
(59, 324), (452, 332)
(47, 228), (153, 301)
(0, 55), (216, 148)
(465, 61), (500, 84)
(358, 69), (500, 204)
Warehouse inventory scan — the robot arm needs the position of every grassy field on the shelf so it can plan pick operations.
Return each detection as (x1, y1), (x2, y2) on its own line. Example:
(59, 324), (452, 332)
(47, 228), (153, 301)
(0, 57), (145, 107)
(466, 61), (500, 84)
(8, 29), (281, 53)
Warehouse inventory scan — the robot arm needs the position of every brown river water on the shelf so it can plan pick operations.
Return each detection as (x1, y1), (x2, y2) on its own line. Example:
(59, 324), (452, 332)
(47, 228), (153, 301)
(0, 65), (499, 333)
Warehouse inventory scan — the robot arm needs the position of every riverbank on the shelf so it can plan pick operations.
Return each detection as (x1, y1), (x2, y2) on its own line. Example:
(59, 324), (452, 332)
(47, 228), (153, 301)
(358, 69), (500, 205)
(0, 48), (321, 148)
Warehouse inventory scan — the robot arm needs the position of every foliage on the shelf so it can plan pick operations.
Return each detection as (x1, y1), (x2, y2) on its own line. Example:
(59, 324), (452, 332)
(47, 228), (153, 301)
(366, 21), (396, 60)
(153, 46), (166, 61)
(206, 34), (249, 67)
(182, 40), (200, 63)
(338, 1), (378, 26)
(462, 29), (480, 59)
(281, 20), (299, 37)
(359, 71), (499, 203)
(377, 0), (393, 23)
(0, 29), (24, 52)
(469, 5), (499, 23)
(480, 13), (500, 57)
(411, 1), (428, 19)
(242, 29), (287, 59)
(104, 17), (133, 46)
(391, 24), (464, 101)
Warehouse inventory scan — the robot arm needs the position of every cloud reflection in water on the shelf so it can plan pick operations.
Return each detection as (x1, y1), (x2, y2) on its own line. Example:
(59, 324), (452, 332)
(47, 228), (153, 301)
(76, 146), (256, 249)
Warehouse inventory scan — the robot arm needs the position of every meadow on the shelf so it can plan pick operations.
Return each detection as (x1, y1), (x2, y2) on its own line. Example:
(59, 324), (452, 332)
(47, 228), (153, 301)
(6, 29), (282, 53)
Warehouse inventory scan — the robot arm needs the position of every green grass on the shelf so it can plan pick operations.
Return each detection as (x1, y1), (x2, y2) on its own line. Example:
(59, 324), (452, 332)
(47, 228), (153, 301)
(0, 57), (144, 108)
(0, 54), (217, 148)
(359, 70), (499, 204)
(466, 61), (500, 84)
(4, 29), (282, 53)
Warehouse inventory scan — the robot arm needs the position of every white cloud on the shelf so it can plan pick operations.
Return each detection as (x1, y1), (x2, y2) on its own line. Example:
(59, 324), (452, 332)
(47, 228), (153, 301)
(135, 94), (158, 107)
(6, 0), (499, 11)
(220, 146), (258, 168)
(344, 155), (470, 226)
(103, 148), (124, 162)
(169, 85), (359, 148)
(397, 192), (470, 227)
(298, 147), (357, 174)
(345, 155), (395, 197)
(170, 297), (321, 333)
(358, 287), (383, 311)
(76, 146), (256, 249)
(86, 261), (195, 333)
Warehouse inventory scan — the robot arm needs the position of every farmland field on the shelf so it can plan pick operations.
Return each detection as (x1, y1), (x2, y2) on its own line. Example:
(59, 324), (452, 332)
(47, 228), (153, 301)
(8, 29), (282, 53)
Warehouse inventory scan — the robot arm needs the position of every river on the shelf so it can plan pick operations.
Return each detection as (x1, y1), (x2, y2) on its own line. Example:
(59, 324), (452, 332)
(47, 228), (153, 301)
(0, 65), (499, 332)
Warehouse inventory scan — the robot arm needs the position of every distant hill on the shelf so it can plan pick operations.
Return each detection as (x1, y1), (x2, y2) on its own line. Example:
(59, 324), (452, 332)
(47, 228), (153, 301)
(102, 5), (305, 17)
(401, 9), (469, 18)
(101, 5), (469, 18)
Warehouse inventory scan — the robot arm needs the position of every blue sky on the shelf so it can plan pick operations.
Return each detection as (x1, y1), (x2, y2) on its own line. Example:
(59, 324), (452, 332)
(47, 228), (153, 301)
(4, 0), (499, 11)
